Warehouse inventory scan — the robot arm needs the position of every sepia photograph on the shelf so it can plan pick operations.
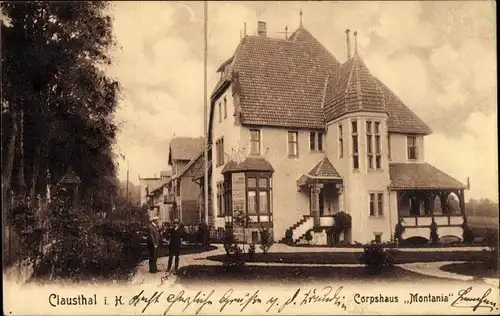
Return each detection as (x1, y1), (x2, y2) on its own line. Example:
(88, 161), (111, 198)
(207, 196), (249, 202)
(2, 1), (498, 315)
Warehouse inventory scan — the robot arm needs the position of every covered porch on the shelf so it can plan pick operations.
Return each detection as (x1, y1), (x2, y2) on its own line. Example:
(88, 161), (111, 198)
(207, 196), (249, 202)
(389, 162), (467, 241)
(297, 157), (344, 229)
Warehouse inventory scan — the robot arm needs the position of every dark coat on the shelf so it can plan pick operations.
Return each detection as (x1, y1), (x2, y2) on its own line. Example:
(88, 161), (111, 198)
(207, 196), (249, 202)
(168, 227), (183, 251)
(147, 223), (160, 247)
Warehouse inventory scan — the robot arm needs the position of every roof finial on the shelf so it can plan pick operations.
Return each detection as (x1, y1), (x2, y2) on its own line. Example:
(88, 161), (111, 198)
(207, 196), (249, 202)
(285, 25), (288, 39)
(300, 10), (303, 27)
(354, 31), (358, 55)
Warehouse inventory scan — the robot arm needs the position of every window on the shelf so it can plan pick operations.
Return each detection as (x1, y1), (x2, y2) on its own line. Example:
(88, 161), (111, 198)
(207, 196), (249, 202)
(309, 131), (324, 151)
(407, 136), (418, 160)
(223, 97), (227, 119)
(369, 192), (384, 216)
(366, 121), (373, 169)
(246, 174), (272, 221)
(377, 193), (384, 216)
(367, 120), (382, 170)
(369, 193), (375, 216)
(252, 231), (259, 243)
(352, 121), (359, 169)
(288, 131), (298, 157)
(387, 135), (391, 160)
(338, 124), (344, 158)
(375, 122), (381, 169)
(217, 181), (224, 217)
(218, 102), (222, 122)
(250, 129), (261, 155)
(223, 175), (232, 216)
(216, 137), (225, 166)
(374, 233), (382, 244)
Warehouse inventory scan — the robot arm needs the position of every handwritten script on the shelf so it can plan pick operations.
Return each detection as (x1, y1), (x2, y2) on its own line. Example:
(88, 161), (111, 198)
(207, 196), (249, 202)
(450, 287), (497, 312)
(128, 286), (347, 315)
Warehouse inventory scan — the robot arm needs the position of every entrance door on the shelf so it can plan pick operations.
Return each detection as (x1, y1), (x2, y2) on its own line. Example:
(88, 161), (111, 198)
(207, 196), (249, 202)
(319, 190), (325, 216)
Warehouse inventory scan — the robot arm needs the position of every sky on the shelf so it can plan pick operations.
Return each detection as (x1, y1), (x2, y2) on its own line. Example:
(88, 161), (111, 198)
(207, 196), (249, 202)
(106, 1), (497, 201)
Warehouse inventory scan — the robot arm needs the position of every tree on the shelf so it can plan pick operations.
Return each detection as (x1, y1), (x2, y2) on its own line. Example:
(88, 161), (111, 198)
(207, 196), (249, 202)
(1, 1), (120, 209)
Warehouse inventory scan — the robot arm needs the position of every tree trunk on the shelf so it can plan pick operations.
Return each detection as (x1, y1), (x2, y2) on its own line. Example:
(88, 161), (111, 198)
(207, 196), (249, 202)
(16, 108), (27, 199)
(29, 127), (51, 203)
(2, 109), (18, 192)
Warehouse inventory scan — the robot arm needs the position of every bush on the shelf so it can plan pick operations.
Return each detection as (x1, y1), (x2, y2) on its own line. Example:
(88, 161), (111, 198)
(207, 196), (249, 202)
(430, 221), (439, 245)
(462, 220), (474, 244)
(359, 243), (395, 274)
(259, 228), (274, 254)
(45, 192), (145, 280)
(330, 212), (352, 244)
(248, 244), (256, 261)
(197, 223), (211, 248)
(482, 232), (499, 269)
(305, 230), (313, 244)
(394, 220), (405, 244)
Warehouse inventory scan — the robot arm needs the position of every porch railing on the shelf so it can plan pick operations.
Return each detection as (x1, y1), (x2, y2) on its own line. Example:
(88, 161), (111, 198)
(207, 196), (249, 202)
(400, 215), (464, 227)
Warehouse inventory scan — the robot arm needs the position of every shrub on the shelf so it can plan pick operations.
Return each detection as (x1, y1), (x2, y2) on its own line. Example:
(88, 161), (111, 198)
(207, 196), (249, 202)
(197, 223), (210, 248)
(223, 228), (235, 253)
(284, 229), (293, 245)
(482, 232), (499, 270)
(305, 230), (313, 244)
(359, 243), (395, 274)
(248, 244), (256, 261)
(331, 212), (352, 244)
(461, 220), (474, 244)
(259, 228), (274, 254)
(430, 220), (439, 244)
(394, 219), (405, 244)
(223, 244), (246, 271)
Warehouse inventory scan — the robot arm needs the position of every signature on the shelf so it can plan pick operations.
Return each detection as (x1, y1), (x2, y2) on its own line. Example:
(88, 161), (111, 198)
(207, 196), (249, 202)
(450, 287), (497, 312)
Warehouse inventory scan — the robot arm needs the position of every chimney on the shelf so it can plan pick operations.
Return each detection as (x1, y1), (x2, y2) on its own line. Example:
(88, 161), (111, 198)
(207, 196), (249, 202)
(258, 21), (267, 36)
(353, 31), (358, 55)
(345, 29), (352, 59)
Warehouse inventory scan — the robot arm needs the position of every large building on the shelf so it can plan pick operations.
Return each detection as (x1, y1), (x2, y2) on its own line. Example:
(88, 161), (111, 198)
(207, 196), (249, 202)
(207, 21), (467, 244)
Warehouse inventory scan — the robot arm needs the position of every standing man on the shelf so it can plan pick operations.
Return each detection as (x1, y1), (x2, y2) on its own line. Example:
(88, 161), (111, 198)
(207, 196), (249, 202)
(167, 219), (183, 274)
(147, 216), (161, 273)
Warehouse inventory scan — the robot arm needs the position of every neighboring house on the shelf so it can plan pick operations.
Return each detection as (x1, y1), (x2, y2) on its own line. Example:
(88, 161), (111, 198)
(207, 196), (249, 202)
(139, 170), (172, 221)
(164, 137), (205, 226)
(208, 21), (467, 245)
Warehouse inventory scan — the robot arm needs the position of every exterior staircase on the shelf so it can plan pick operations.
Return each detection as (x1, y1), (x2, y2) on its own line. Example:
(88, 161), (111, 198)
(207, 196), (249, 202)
(280, 216), (314, 243)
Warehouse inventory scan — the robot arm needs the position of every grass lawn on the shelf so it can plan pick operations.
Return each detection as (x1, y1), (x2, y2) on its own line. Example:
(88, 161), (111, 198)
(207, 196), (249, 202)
(206, 250), (490, 265)
(176, 265), (479, 286)
(440, 262), (499, 279)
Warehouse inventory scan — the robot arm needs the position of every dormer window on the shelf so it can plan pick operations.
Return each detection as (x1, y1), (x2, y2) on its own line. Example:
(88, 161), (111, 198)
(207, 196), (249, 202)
(407, 136), (418, 160)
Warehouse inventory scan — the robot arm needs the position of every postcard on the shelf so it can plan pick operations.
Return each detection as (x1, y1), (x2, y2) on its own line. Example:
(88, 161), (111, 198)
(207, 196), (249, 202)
(2, 1), (498, 315)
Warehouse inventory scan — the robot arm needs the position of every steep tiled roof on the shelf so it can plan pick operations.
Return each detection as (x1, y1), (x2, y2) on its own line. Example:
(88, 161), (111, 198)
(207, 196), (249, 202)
(376, 78), (433, 135)
(212, 25), (432, 135)
(221, 157), (275, 174)
(389, 163), (465, 190)
(151, 177), (172, 193)
(214, 26), (340, 129)
(168, 137), (204, 162)
(324, 54), (387, 120)
(307, 157), (341, 178)
(193, 160), (212, 181)
(174, 146), (210, 179)
(160, 170), (172, 178)
(58, 167), (81, 185)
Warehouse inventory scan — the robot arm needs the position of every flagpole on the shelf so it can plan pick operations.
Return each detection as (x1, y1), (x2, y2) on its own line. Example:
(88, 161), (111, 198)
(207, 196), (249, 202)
(203, 0), (209, 225)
